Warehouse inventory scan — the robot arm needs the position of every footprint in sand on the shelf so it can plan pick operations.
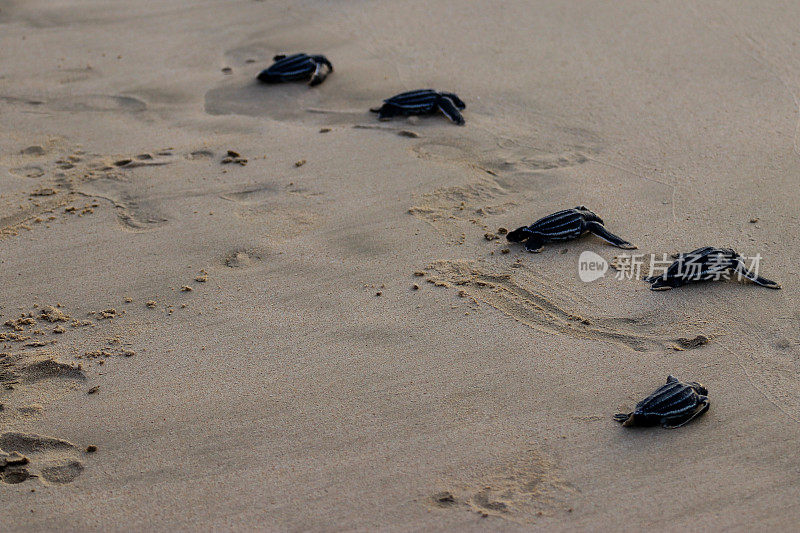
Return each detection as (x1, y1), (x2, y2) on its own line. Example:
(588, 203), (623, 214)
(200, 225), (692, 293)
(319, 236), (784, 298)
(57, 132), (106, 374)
(0, 432), (85, 485)
(222, 248), (268, 269)
(49, 94), (147, 114)
(221, 184), (321, 238)
(0, 303), (133, 412)
(220, 184), (283, 205)
(186, 150), (215, 161)
(112, 196), (169, 230)
(9, 165), (45, 179)
(78, 175), (169, 231)
(1, 351), (86, 389)
(1, 144), (181, 238)
(1, 94), (146, 114)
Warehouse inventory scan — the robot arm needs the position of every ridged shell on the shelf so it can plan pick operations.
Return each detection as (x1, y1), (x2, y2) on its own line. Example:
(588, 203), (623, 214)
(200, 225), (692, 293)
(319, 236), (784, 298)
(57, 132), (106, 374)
(634, 379), (701, 417)
(383, 89), (439, 111)
(662, 247), (738, 280)
(528, 209), (584, 240)
(265, 54), (314, 79)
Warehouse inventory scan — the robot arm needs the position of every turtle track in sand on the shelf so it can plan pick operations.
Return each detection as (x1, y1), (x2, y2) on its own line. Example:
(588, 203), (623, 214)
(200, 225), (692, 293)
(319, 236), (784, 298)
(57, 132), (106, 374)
(717, 309), (800, 425)
(407, 140), (594, 241)
(426, 449), (572, 522)
(425, 260), (671, 352)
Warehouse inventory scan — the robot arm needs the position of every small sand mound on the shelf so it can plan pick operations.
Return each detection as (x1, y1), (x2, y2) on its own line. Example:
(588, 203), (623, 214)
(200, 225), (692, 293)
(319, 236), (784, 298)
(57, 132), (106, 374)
(673, 335), (710, 350)
(39, 306), (69, 323)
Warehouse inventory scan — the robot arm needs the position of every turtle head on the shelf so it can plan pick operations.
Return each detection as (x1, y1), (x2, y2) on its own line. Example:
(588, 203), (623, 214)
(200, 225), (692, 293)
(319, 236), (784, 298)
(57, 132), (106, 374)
(574, 206), (602, 224)
(690, 382), (708, 396)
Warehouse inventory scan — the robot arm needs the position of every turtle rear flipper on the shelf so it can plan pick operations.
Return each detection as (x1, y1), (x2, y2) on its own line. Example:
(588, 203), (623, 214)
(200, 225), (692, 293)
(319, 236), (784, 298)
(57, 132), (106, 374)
(525, 235), (545, 253)
(375, 104), (401, 121)
(585, 221), (636, 249)
(613, 412), (632, 424)
(734, 261), (781, 289)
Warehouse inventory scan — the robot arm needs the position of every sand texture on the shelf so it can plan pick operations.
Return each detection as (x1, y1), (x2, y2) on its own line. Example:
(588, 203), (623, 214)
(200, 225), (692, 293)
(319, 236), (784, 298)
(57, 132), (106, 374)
(1, 0), (800, 530)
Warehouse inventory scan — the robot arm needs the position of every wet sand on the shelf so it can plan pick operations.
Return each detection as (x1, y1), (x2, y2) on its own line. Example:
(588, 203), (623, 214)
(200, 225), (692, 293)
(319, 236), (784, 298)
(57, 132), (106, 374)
(1, 0), (799, 530)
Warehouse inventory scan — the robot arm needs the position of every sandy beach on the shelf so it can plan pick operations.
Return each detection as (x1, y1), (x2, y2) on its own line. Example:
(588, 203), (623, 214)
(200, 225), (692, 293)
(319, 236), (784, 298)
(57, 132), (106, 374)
(1, 0), (799, 530)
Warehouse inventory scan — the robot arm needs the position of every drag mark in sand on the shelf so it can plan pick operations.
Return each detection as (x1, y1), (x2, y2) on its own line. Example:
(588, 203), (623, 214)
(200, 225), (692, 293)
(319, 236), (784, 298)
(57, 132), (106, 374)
(426, 260), (666, 351)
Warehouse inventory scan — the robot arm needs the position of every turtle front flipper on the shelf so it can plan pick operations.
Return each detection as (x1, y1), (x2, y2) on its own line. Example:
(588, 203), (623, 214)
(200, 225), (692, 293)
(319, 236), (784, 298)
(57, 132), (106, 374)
(257, 69), (281, 83)
(308, 61), (332, 86)
(733, 260), (781, 289)
(373, 103), (401, 121)
(437, 96), (465, 125)
(273, 54), (287, 61)
(647, 274), (680, 290)
(524, 235), (546, 253)
(585, 221), (636, 249)
(506, 226), (532, 242)
(662, 398), (710, 429)
(648, 277), (674, 291)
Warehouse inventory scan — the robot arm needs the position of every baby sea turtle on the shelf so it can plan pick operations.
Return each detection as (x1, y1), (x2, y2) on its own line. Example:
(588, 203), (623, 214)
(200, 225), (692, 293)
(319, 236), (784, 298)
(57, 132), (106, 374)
(506, 206), (636, 252)
(370, 89), (466, 125)
(614, 376), (709, 429)
(256, 53), (333, 86)
(643, 246), (781, 291)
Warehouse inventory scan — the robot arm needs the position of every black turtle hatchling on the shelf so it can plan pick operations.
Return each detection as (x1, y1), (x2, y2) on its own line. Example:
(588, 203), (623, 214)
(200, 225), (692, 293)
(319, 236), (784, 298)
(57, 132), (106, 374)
(614, 375), (710, 429)
(506, 206), (636, 252)
(370, 89), (466, 125)
(644, 246), (781, 290)
(257, 53), (333, 86)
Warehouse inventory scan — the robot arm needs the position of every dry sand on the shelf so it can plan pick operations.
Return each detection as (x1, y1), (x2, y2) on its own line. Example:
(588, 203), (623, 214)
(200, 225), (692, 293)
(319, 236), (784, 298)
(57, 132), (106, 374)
(1, 0), (800, 530)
